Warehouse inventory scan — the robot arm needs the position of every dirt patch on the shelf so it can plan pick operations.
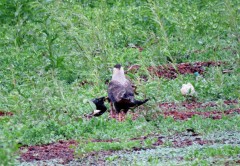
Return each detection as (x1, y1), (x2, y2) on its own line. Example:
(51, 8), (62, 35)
(160, 100), (238, 110)
(153, 133), (214, 148)
(20, 140), (77, 164)
(156, 100), (239, 120)
(67, 133), (214, 165)
(69, 131), (237, 165)
(0, 111), (13, 116)
(88, 132), (214, 149)
(148, 61), (222, 79)
(128, 100), (238, 121)
(163, 108), (240, 120)
(20, 130), (239, 164)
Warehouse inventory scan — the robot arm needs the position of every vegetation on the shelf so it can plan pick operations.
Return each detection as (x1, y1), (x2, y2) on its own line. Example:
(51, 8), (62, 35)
(0, 0), (239, 165)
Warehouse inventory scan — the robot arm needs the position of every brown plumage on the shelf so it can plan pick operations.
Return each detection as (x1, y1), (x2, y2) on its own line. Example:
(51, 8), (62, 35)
(108, 64), (148, 121)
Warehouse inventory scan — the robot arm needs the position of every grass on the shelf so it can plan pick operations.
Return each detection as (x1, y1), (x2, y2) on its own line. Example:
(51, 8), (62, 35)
(0, 0), (239, 165)
(185, 145), (240, 160)
(76, 140), (142, 157)
(103, 144), (240, 165)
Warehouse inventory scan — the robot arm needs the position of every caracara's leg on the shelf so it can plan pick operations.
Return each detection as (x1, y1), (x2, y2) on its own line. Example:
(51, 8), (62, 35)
(117, 111), (125, 121)
(122, 110), (128, 121)
(118, 112), (121, 122)
(112, 103), (120, 120)
(110, 102), (113, 118)
(113, 103), (123, 122)
(111, 102), (118, 119)
(121, 111), (125, 121)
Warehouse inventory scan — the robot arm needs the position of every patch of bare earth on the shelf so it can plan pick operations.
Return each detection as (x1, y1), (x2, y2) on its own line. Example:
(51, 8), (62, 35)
(159, 100), (238, 110)
(130, 100), (239, 121)
(159, 100), (239, 120)
(148, 61), (223, 79)
(20, 128), (239, 164)
(0, 111), (13, 116)
(67, 131), (240, 165)
(20, 140), (77, 164)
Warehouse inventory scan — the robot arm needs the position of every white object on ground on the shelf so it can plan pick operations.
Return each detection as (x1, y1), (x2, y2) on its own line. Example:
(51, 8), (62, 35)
(181, 83), (195, 96)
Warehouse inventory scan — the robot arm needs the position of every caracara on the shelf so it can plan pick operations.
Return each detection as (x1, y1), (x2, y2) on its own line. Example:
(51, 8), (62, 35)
(108, 64), (148, 121)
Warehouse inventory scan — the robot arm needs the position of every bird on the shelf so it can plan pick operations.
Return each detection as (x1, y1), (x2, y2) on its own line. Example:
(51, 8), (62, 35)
(108, 64), (149, 121)
(181, 83), (195, 96)
(84, 97), (107, 119)
(181, 83), (197, 101)
(91, 97), (108, 116)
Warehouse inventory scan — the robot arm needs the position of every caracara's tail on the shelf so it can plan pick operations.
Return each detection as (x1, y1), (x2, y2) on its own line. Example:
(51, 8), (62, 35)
(133, 99), (149, 107)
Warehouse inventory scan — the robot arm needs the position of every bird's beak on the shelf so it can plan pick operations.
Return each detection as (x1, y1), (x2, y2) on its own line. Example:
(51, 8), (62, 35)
(91, 98), (97, 103)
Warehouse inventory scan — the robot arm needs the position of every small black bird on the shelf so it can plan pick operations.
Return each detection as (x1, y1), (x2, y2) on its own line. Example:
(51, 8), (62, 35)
(91, 97), (108, 116)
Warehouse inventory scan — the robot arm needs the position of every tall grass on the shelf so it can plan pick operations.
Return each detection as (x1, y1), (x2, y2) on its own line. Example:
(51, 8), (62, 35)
(0, 0), (239, 164)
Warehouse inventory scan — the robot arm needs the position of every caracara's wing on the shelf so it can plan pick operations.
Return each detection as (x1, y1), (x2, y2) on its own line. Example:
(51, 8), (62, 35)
(125, 76), (138, 95)
(108, 80), (134, 103)
(108, 80), (126, 103)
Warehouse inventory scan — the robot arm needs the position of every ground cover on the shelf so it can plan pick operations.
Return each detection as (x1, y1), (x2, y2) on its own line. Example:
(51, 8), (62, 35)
(18, 99), (239, 165)
(0, 0), (239, 165)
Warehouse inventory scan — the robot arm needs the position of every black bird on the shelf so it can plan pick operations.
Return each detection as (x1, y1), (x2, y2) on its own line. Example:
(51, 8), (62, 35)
(108, 64), (149, 121)
(90, 97), (107, 117)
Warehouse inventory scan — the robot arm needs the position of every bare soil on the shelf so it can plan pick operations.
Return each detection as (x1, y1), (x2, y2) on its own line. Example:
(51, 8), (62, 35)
(148, 61), (223, 79)
(159, 100), (238, 110)
(0, 111), (13, 116)
(159, 100), (239, 120)
(163, 108), (240, 120)
(20, 140), (77, 164)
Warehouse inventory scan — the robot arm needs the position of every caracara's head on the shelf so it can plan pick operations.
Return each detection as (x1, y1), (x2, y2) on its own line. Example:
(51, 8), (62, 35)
(113, 64), (124, 74)
(112, 64), (126, 82)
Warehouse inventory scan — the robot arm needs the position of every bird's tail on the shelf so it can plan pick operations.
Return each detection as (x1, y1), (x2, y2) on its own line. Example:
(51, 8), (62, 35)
(133, 99), (149, 107)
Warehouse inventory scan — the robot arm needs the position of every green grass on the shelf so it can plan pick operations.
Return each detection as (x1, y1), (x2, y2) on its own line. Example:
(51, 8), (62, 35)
(102, 144), (240, 166)
(76, 140), (142, 157)
(0, 0), (239, 165)
(185, 145), (240, 160)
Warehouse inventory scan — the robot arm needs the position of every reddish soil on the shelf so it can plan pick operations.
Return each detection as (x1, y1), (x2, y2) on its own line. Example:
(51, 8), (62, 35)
(148, 61), (222, 79)
(163, 108), (240, 120)
(20, 129), (238, 163)
(128, 100), (238, 121)
(20, 140), (77, 164)
(71, 131), (223, 164)
(152, 133), (214, 148)
(0, 111), (13, 116)
(158, 100), (239, 120)
(159, 100), (238, 110)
